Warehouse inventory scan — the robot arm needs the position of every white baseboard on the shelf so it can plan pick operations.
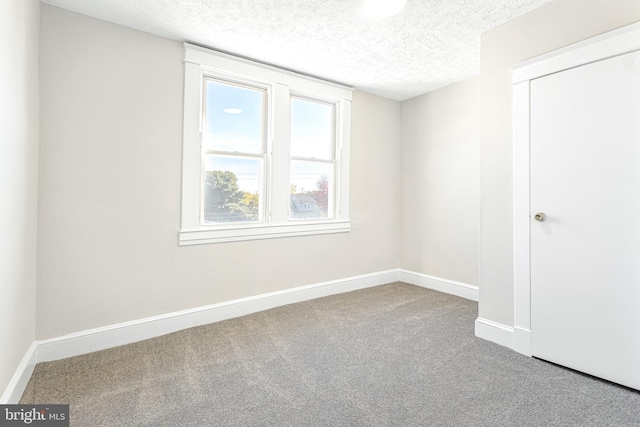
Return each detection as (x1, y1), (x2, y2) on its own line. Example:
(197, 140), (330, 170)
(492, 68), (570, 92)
(0, 342), (37, 404)
(513, 326), (532, 356)
(398, 270), (479, 301)
(475, 317), (514, 349)
(37, 269), (399, 363)
(4, 267), (484, 402)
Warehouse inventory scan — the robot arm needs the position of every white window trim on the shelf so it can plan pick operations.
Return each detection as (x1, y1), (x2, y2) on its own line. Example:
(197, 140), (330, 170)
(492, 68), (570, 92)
(179, 43), (353, 246)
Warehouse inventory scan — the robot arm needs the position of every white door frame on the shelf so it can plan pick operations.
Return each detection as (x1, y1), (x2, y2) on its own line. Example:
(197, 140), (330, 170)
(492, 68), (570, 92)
(511, 21), (640, 356)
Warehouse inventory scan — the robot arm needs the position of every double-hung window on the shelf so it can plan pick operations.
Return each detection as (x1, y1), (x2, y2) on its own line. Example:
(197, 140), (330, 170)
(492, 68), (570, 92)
(180, 44), (352, 245)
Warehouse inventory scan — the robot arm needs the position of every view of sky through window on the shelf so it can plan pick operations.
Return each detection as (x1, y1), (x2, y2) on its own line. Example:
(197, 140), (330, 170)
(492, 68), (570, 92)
(204, 80), (264, 154)
(290, 161), (332, 194)
(291, 97), (334, 159)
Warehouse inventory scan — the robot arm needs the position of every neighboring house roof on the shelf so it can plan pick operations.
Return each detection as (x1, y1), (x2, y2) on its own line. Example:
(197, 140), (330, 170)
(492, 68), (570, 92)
(290, 194), (323, 218)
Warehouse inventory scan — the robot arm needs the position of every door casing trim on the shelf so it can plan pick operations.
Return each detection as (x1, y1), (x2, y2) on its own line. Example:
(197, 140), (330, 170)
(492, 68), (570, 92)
(511, 21), (640, 357)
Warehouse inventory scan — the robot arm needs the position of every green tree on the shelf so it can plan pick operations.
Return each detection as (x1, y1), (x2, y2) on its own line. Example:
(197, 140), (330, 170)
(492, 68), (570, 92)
(241, 191), (260, 221)
(204, 171), (248, 222)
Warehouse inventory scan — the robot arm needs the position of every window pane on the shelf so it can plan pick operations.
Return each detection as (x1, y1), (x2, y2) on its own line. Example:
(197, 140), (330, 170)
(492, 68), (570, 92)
(204, 80), (264, 154)
(290, 97), (334, 159)
(290, 161), (333, 220)
(203, 155), (262, 223)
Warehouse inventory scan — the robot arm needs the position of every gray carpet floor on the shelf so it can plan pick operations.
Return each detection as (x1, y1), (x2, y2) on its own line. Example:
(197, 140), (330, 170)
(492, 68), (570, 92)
(21, 282), (640, 426)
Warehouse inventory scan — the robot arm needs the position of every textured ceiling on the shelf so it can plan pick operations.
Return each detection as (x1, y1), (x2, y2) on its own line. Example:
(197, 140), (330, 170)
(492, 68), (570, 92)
(41, 0), (553, 101)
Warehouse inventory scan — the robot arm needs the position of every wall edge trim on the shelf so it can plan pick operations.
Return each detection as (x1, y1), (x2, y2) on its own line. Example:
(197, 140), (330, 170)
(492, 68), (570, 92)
(398, 269), (479, 301)
(0, 342), (37, 404)
(35, 269), (399, 363)
(475, 317), (514, 349)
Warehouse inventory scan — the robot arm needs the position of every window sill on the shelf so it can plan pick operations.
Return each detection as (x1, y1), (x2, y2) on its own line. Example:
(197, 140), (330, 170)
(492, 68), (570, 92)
(178, 220), (351, 246)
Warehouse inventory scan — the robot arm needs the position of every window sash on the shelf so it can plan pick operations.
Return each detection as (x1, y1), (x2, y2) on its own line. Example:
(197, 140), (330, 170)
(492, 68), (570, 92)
(200, 76), (270, 226)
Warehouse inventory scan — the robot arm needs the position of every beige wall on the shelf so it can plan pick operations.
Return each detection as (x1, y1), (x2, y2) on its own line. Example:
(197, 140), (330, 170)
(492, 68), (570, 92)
(0, 0), (40, 396)
(479, 0), (640, 325)
(37, 5), (400, 339)
(400, 78), (480, 285)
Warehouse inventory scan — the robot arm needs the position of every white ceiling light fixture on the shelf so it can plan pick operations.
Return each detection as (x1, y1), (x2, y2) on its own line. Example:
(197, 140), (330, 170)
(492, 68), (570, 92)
(363, 0), (407, 18)
(223, 108), (243, 114)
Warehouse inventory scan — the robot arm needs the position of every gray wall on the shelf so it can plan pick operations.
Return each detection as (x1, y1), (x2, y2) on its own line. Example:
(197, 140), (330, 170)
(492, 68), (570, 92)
(37, 5), (401, 339)
(0, 0), (40, 395)
(400, 78), (480, 285)
(479, 0), (640, 325)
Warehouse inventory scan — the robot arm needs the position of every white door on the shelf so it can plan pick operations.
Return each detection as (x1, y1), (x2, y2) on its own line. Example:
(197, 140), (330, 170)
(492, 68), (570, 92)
(530, 48), (640, 390)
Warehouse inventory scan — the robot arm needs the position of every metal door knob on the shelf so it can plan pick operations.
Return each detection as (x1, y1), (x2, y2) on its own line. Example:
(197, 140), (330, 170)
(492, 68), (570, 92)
(534, 212), (547, 222)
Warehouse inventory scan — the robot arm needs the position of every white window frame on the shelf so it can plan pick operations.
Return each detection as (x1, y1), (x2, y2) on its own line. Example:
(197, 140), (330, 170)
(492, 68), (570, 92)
(179, 43), (353, 245)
